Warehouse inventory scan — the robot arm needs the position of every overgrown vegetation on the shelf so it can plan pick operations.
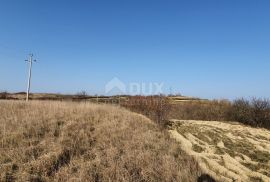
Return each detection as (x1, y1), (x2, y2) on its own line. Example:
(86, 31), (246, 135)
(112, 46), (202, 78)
(0, 92), (8, 99)
(169, 100), (231, 121)
(169, 98), (270, 129)
(122, 96), (270, 130)
(121, 95), (171, 127)
(76, 90), (88, 100)
(229, 98), (270, 129)
(1, 93), (269, 129)
(0, 101), (201, 181)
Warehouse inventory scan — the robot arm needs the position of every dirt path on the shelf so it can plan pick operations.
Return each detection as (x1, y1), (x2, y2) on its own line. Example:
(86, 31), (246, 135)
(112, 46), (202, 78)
(169, 120), (270, 182)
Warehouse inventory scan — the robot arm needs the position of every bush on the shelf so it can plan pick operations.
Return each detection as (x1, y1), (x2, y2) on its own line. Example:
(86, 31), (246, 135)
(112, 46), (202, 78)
(169, 100), (232, 121)
(229, 98), (252, 124)
(122, 95), (171, 127)
(169, 98), (270, 130)
(0, 92), (8, 99)
(229, 98), (270, 129)
(76, 91), (88, 100)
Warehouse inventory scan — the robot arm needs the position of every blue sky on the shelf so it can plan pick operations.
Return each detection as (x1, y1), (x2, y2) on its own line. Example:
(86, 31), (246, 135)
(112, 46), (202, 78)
(0, 0), (269, 99)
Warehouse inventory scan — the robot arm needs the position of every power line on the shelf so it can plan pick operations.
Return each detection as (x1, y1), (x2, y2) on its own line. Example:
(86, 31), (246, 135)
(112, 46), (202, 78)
(25, 54), (37, 101)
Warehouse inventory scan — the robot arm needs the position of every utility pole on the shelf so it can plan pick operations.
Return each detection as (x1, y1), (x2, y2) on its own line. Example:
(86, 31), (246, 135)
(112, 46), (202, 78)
(25, 54), (36, 101)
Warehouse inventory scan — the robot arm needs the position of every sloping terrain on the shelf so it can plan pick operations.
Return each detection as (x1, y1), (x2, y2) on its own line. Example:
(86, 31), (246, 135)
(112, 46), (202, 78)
(0, 101), (201, 181)
(169, 120), (270, 182)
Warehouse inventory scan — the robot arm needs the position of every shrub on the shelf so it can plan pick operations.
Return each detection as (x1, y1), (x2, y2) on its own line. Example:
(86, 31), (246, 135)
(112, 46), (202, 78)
(169, 100), (232, 121)
(228, 98), (252, 124)
(229, 98), (270, 129)
(169, 98), (270, 130)
(122, 95), (171, 127)
(0, 91), (8, 99)
(252, 98), (270, 126)
(76, 91), (88, 100)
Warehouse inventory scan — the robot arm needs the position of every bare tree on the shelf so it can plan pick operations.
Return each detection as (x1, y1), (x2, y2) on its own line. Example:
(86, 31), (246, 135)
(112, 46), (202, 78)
(76, 91), (88, 100)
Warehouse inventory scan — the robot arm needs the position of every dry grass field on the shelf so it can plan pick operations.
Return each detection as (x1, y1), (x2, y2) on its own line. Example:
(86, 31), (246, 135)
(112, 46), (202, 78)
(0, 101), (201, 181)
(169, 120), (270, 182)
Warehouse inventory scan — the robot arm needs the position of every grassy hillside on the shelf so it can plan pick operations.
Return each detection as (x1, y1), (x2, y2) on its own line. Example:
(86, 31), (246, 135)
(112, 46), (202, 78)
(0, 101), (201, 181)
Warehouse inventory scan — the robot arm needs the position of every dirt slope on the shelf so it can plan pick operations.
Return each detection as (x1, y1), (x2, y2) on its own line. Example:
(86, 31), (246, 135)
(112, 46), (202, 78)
(169, 120), (270, 182)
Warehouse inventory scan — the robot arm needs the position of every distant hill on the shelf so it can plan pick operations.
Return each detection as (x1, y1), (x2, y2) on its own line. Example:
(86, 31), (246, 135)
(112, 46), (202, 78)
(0, 92), (206, 103)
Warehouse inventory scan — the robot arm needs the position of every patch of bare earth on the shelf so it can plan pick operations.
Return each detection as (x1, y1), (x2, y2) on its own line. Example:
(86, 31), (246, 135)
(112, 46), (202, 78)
(169, 120), (270, 182)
